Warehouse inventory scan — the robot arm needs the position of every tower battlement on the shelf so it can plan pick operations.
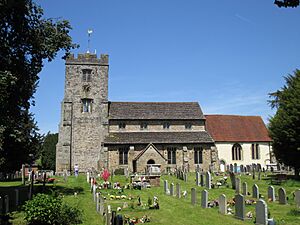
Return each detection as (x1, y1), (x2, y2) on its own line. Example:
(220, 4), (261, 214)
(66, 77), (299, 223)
(66, 53), (109, 65)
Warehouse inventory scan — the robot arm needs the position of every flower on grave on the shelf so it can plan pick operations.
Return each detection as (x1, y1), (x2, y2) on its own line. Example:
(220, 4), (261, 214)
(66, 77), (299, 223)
(246, 211), (253, 218)
(117, 207), (122, 211)
(101, 169), (110, 182)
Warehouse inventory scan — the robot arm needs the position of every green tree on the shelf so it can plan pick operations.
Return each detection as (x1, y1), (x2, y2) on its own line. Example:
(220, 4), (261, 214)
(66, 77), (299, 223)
(274, 0), (299, 7)
(269, 70), (300, 178)
(0, 0), (77, 173)
(41, 133), (58, 170)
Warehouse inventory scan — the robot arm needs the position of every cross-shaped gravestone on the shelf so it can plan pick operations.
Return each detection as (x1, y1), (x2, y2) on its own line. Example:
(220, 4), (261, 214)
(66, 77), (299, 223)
(278, 187), (287, 205)
(242, 182), (248, 196)
(252, 184), (259, 199)
(268, 186), (275, 202)
(256, 199), (268, 225)
(235, 194), (245, 220)
(191, 188), (196, 205)
(219, 194), (227, 215)
(201, 189), (208, 208)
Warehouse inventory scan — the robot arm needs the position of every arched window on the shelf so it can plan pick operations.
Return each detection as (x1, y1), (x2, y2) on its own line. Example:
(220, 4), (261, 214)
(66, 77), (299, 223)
(232, 143), (242, 160)
(251, 143), (260, 159)
(147, 159), (155, 164)
(194, 147), (203, 164)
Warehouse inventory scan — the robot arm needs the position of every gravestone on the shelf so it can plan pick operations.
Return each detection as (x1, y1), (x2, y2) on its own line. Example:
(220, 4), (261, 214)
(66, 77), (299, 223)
(226, 165), (230, 172)
(164, 180), (168, 193)
(252, 170), (256, 180)
(86, 172), (90, 183)
(184, 173), (188, 182)
(201, 189), (208, 208)
(229, 172), (236, 189)
(205, 171), (211, 189)
(191, 188), (196, 205)
(0, 197), (2, 215)
(200, 174), (205, 187)
(21, 164), (25, 185)
(234, 163), (238, 173)
(278, 187), (287, 204)
(96, 193), (99, 212)
(15, 189), (19, 206)
(235, 194), (245, 220)
(240, 165), (244, 173)
(295, 189), (300, 208)
(99, 196), (104, 215)
(93, 184), (96, 202)
(4, 195), (9, 214)
(235, 177), (241, 194)
(246, 165), (251, 173)
(268, 186), (275, 202)
(230, 164), (234, 172)
(170, 183), (174, 196)
(176, 183), (181, 198)
(255, 199), (268, 225)
(115, 214), (123, 225)
(219, 194), (227, 215)
(252, 184), (259, 199)
(242, 182), (248, 195)
(258, 171), (261, 180)
(196, 172), (200, 186)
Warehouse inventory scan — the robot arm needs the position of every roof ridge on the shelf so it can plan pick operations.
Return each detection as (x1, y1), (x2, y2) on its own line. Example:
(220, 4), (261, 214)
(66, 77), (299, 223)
(205, 114), (261, 118)
(110, 101), (199, 104)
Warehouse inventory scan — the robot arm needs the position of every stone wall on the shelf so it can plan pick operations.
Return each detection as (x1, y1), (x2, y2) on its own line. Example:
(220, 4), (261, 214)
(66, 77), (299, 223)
(106, 143), (216, 173)
(109, 120), (205, 132)
(56, 53), (109, 172)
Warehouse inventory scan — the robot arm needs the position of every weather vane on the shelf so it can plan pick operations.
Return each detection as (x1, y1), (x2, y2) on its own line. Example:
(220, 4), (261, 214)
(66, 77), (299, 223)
(87, 29), (93, 53)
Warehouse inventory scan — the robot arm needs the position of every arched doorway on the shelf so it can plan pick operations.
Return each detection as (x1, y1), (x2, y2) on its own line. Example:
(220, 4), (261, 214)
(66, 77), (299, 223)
(147, 159), (155, 164)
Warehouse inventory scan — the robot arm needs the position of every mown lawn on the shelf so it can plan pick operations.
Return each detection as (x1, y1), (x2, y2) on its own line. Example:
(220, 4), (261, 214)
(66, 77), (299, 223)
(2, 172), (300, 225)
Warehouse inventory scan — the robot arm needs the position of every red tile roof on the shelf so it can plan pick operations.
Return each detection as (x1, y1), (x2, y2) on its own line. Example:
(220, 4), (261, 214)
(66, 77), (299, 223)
(205, 115), (272, 142)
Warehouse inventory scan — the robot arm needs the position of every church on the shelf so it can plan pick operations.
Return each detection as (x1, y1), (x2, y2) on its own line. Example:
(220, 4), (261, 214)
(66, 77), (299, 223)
(55, 53), (273, 173)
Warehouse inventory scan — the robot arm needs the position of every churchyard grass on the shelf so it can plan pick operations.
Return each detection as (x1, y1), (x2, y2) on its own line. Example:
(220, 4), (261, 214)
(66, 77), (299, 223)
(1, 172), (300, 225)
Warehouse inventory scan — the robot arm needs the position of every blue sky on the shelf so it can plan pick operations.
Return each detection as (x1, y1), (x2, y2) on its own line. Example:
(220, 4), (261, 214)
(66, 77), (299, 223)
(33, 0), (300, 134)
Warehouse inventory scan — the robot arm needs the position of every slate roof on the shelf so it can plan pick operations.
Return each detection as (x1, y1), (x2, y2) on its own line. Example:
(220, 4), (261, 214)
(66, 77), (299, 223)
(108, 102), (205, 120)
(104, 131), (214, 144)
(205, 115), (272, 142)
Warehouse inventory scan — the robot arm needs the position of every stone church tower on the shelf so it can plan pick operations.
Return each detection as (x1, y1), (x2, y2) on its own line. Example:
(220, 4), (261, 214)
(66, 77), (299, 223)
(56, 53), (109, 172)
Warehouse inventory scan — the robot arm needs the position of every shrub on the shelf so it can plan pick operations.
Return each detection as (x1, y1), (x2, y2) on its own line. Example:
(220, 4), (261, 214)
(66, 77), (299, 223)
(23, 194), (82, 225)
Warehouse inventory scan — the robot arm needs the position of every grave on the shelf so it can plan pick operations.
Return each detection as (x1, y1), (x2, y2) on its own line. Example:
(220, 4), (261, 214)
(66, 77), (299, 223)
(255, 199), (268, 225)
(295, 189), (300, 208)
(200, 174), (205, 187)
(268, 186), (275, 202)
(235, 177), (241, 194)
(242, 182), (248, 196)
(191, 188), (196, 205)
(176, 183), (181, 198)
(201, 189), (208, 208)
(229, 172), (236, 189)
(170, 183), (174, 196)
(196, 172), (200, 186)
(252, 184), (259, 199)
(278, 187), (287, 204)
(206, 171), (211, 189)
(235, 194), (245, 220)
(219, 194), (227, 215)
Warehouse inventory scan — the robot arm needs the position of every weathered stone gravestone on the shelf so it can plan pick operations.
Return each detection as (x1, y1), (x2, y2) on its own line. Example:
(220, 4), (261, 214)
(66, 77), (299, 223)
(170, 183), (174, 196)
(176, 183), (181, 198)
(15, 189), (19, 206)
(258, 171), (261, 180)
(184, 173), (188, 182)
(200, 174), (205, 187)
(219, 194), (227, 215)
(295, 189), (300, 208)
(191, 188), (196, 205)
(196, 172), (200, 186)
(234, 163), (238, 173)
(255, 199), (268, 225)
(268, 186), (275, 202)
(201, 189), (208, 208)
(235, 177), (241, 194)
(252, 169), (256, 180)
(86, 172), (90, 183)
(226, 165), (230, 172)
(240, 165), (244, 173)
(4, 195), (9, 214)
(278, 187), (287, 204)
(235, 194), (245, 220)
(252, 184), (259, 199)
(230, 164), (234, 172)
(242, 182), (248, 195)
(99, 196), (104, 215)
(205, 171), (211, 189)
(229, 172), (236, 189)
(164, 180), (168, 193)
(96, 193), (100, 212)
(93, 184), (97, 202)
